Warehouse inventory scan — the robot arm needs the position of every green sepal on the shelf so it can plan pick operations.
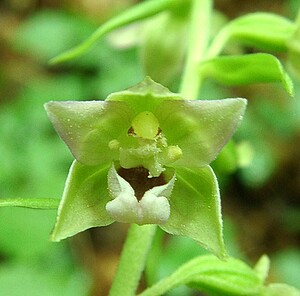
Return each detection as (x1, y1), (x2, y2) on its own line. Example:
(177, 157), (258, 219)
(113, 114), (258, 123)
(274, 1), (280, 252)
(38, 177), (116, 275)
(156, 98), (247, 168)
(107, 77), (183, 114)
(138, 255), (264, 296)
(49, 0), (180, 64)
(44, 100), (133, 166)
(160, 166), (226, 259)
(51, 160), (113, 242)
(200, 53), (294, 96)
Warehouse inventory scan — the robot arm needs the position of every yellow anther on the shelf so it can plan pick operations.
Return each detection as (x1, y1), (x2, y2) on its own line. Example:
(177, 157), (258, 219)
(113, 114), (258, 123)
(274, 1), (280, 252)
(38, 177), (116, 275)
(167, 146), (182, 162)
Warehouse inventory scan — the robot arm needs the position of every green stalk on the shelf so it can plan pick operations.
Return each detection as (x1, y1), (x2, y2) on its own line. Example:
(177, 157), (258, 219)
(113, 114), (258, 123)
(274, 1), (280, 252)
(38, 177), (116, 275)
(179, 0), (213, 99)
(49, 0), (177, 65)
(0, 198), (59, 209)
(205, 26), (230, 59)
(109, 224), (157, 296)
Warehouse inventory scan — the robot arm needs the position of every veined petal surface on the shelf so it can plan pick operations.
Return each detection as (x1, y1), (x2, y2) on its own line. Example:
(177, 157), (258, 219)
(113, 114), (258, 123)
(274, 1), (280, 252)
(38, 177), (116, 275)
(160, 166), (226, 258)
(45, 100), (133, 165)
(155, 98), (247, 168)
(51, 160), (113, 241)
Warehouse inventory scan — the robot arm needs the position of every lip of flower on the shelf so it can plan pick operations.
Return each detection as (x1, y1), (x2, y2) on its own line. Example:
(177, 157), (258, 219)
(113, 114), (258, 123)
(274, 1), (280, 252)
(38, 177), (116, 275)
(105, 165), (175, 225)
(45, 78), (247, 252)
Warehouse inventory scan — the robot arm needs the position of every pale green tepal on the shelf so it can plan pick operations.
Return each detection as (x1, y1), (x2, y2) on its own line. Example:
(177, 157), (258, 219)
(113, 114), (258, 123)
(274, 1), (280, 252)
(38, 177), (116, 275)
(45, 77), (247, 258)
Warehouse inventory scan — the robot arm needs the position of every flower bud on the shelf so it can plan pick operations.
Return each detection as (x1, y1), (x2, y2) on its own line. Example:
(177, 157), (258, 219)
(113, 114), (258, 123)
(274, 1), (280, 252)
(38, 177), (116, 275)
(139, 7), (189, 85)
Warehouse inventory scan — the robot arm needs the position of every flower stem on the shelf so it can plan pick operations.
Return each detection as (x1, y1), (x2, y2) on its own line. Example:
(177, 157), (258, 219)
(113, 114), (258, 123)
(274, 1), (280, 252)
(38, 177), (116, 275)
(179, 0), (213, 99)
(109, 224), (157, 296)
(0, 198), (59, 209)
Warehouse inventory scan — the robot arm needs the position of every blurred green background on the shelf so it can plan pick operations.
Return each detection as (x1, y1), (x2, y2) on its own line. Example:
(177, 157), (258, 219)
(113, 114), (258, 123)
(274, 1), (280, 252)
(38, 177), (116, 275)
(0, 0), (299, 295)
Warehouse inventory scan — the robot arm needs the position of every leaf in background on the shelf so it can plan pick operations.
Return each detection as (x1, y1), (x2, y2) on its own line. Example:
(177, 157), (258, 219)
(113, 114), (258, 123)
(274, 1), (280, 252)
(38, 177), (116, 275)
(211, 140), (238, 175)
(271, 249), (300, 290)
(209, 12), (295, 57)
(287, 10), (300, 78)
(0, 77), (75, 259)
(200, 53), (294, 96)
(161, 166), (226, 259)
(0, 208), (57, 259)
(0, 75), (85, 199)
(0, 262), (90, 296)
(11, 10), (96, 62)
(228, 13), (295, 51)
(139, 255), (264, 296)
(242, 143), (276, 187)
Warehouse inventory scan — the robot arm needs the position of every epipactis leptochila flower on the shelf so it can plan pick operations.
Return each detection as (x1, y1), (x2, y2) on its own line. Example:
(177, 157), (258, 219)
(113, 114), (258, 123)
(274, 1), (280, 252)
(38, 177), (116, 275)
(45, 77), (246, 257)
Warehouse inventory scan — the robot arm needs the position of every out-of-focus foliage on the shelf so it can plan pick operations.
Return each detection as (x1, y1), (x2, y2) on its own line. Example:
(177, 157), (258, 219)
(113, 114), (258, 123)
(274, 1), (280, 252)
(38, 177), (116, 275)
(271, 248), (300, 290)
(0, 0), (299, 295)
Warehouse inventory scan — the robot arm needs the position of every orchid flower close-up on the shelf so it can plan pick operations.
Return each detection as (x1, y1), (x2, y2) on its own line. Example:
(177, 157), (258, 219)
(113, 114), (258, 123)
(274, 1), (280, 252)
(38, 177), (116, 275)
(45, 77), (247, 258)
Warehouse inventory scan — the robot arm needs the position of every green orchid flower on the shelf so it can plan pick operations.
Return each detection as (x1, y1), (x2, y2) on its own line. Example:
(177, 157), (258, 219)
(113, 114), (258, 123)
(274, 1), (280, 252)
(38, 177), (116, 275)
(45, 77), (246, 258)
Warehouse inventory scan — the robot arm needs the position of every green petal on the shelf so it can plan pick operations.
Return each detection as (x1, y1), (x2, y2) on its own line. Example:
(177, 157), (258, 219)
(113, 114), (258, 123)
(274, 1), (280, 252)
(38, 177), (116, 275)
(156, 98), (247, 168)
(160, 166), (226, 258)
(45, 100), (133, 166)
(51, 160), (113, 241)
(106, 77), (183, 115)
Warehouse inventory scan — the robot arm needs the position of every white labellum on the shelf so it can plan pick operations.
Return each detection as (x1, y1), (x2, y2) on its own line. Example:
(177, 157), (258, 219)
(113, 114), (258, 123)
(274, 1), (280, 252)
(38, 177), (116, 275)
(106, 165), (175, 225)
